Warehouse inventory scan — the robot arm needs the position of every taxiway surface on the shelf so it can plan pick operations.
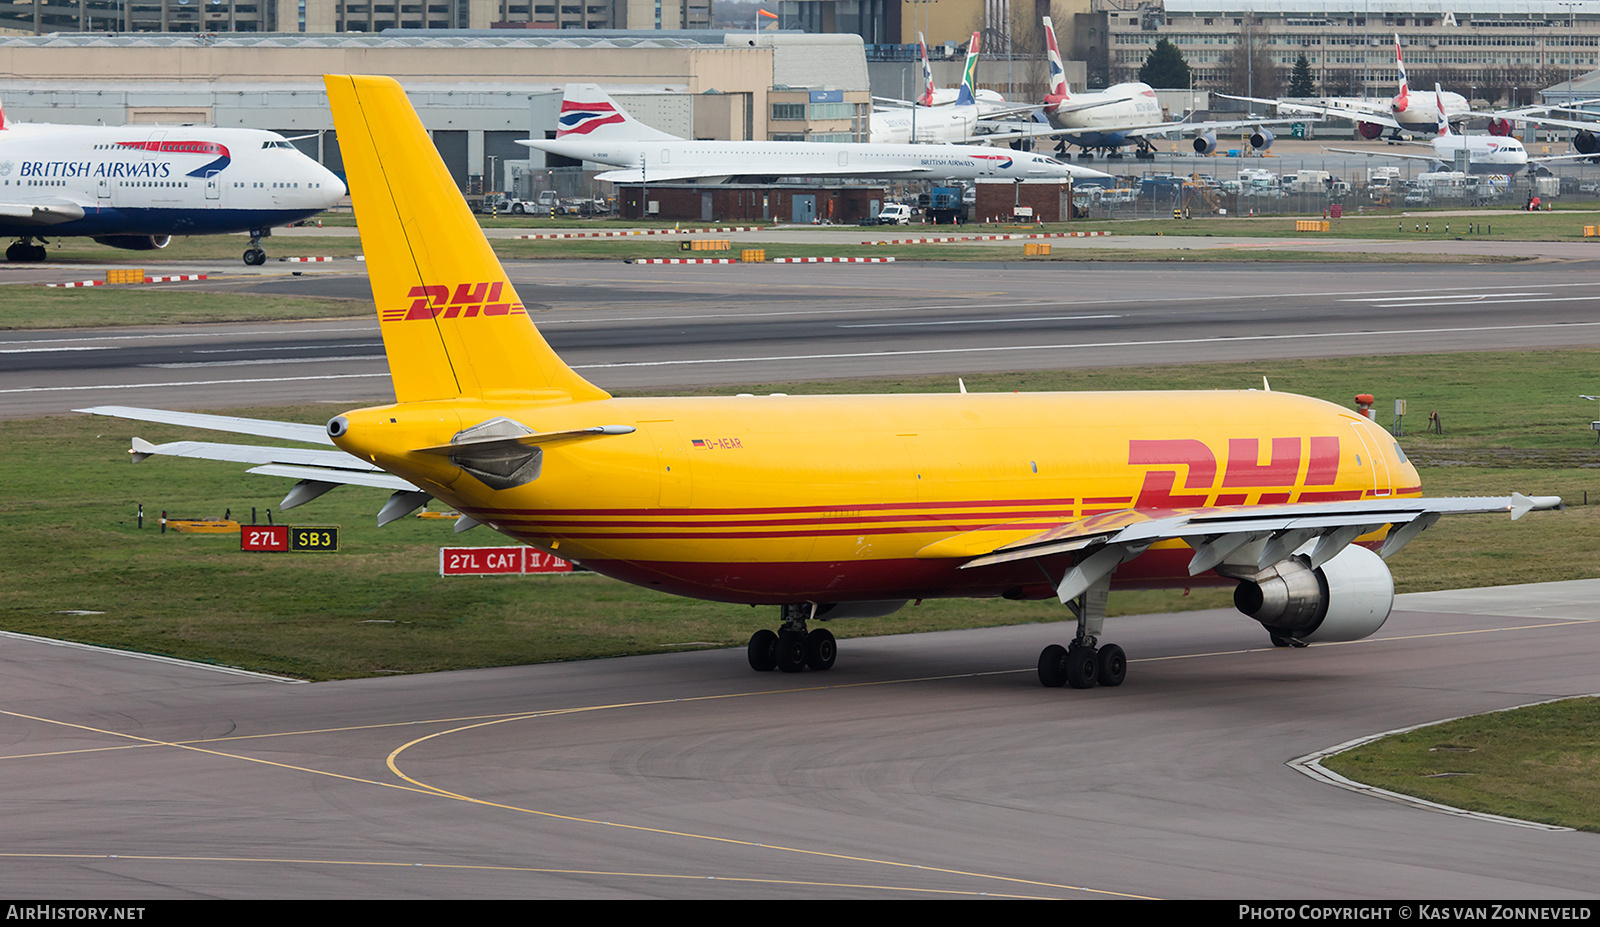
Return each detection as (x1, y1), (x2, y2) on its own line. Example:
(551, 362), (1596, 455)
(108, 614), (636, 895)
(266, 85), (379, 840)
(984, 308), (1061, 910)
(5, 259), (1600, 416)
(2, 580), (1597, 898)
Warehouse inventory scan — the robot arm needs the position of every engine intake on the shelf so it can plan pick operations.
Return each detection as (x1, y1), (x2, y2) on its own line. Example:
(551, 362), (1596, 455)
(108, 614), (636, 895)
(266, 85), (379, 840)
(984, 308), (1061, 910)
(1193, 132), (1219, 156)
(1249, 128), (1274, 151)
(1576, 130), (1599, 155)
(1228, 545), (1394, 643)
(1357, 122), (1385, 140)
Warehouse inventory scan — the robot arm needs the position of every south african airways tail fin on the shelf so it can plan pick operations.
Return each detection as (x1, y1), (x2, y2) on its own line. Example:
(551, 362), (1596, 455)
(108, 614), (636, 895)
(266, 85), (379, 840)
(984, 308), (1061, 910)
(956, 33), (980, 107)
(323, 75), (608, 405)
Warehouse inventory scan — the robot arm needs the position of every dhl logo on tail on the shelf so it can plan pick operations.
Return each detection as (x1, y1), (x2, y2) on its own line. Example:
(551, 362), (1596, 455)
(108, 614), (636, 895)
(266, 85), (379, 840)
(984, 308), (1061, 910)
(379, 282), (528, 322)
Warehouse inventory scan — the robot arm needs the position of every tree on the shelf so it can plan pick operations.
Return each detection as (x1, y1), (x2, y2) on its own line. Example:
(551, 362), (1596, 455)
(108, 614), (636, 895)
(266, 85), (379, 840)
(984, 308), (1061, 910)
(1139, 38), (1193, 89)
(1216, 24), (1282, 98)
(1288, 53), (1315, 97)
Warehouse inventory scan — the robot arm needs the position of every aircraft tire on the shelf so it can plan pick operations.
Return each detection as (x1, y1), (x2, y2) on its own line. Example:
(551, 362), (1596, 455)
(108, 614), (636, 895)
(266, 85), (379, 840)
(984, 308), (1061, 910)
(1037, 644), (1068, 688)
(5, 242), (24, 262)
(774, 629), (807, 673)
(1064, 644), (1098, 689)
(803, 628), (836, 671)
(243, 249), (267, 266)
(747, 629), (778, 672)
(1096, 644), (1127, 687)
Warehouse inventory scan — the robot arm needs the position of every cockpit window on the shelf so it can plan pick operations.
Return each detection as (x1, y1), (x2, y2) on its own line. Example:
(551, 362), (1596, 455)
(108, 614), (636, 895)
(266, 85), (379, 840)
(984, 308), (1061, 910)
(1392, 441), (1409, 464)
(261, 140), (294, 150)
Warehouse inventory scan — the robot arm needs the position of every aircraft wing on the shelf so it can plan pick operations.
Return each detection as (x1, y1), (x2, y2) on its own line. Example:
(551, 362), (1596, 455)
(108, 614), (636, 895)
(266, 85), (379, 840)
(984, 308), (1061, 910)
(1321, 146), (1446, 165)
(1123, 116), (1312, 139)
(595, 165), (938, 183)
(915, 495), (1560, 603)
(1488, 111), (1600, 132)
(0, 200), (88, 226)
(1219, 94), (1402, 130)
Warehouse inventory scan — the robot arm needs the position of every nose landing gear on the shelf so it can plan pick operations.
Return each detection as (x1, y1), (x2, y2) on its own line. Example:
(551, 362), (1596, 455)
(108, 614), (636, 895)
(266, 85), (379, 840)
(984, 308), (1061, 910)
(243, 228), (270, 266)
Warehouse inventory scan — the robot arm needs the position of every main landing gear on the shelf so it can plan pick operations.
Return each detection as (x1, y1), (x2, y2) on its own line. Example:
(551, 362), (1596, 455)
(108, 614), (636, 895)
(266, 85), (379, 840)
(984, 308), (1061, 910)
(748, 603), (836, 673)
(6, 238), (47, 262)
(243, 227), (270, 266)
(1037, 575), (1128, 689)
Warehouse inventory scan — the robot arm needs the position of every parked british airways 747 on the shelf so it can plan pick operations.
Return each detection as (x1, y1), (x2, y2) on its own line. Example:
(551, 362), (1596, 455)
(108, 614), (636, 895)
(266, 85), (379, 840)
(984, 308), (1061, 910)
(0, 106), (345, 265)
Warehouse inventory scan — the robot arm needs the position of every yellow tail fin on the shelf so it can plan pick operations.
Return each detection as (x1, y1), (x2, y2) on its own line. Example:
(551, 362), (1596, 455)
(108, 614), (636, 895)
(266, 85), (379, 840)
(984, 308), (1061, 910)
(324, 74), (608, 404)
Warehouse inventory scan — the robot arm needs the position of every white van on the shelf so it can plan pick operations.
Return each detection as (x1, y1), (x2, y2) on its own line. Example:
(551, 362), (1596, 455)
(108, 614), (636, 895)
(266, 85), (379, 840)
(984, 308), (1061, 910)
(877, 203), (913, 225)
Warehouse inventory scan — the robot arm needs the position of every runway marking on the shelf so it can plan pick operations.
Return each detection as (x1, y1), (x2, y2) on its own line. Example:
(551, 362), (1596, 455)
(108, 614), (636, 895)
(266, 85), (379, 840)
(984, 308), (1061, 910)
(0, 702), (1145, 899)
(0, 852), (1054, 898)
(0, 325), (376, 348)
(0, 346), (113, 354)
(838, 314), (1122, 329)
(572, 320), (1600, 370)
(142, 355), (384, 369)
(381, 700), (1153, 900)
(190, 343), (384, 354)
(0, 372), (390, 394)
(1341, 292), (1550, 303)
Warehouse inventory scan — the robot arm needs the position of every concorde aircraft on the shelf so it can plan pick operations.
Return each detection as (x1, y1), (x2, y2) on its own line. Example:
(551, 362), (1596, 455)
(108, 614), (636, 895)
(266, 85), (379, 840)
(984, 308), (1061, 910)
(0, 106), (345, 265)
(83, 75), (1559, 690)
(519, 84), (1111, 184)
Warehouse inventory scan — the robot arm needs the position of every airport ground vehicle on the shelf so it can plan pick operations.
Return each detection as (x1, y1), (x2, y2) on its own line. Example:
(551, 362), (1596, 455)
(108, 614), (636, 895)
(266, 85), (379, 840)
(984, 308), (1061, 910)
(876, 203), (912, 224)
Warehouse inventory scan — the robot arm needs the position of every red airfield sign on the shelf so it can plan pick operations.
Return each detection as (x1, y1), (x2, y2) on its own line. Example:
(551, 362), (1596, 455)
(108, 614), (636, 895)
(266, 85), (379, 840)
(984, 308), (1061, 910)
(440, 546), (573, 576)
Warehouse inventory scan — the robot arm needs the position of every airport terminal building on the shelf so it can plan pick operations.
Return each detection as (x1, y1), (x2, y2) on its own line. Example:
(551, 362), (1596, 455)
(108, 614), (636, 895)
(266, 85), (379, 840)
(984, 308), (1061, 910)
(0, 30), (872, 191)
(1108, 0), (1600, 103)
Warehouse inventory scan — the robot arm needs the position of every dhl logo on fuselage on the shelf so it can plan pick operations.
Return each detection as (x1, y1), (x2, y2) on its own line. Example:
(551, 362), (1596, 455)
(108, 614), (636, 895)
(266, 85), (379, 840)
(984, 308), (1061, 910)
(379, 282), (528, 322)
(1128, 436), (1368, 508)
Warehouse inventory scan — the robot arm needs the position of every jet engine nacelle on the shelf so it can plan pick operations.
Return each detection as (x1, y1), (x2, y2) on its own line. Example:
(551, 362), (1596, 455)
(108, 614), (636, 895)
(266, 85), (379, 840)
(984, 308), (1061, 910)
(93, 235), (171, 251)
(1230, 545), (1394, 644)
(1249, 128), (1275, 151)
(1192, 132), (1219, 155)
(1576, 129), (1599, 155)
(1486, 118), (1513, 137)
(1357, 121), (1385, 140)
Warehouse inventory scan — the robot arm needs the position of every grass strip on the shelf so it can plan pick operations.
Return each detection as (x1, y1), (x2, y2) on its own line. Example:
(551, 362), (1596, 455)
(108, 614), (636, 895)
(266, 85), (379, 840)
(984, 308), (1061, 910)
(4, 348), (1597, 679)
(1322, 698), (1600, 832)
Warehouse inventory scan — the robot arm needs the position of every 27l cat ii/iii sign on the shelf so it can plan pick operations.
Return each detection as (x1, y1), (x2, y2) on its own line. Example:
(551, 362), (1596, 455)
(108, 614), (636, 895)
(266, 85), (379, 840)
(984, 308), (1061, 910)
(440, 546), (573, 576)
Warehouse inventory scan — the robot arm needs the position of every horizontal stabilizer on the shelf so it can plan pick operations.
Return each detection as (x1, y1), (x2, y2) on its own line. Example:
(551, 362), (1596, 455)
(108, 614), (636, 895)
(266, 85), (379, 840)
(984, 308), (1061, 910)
(83, 406), (334, 446)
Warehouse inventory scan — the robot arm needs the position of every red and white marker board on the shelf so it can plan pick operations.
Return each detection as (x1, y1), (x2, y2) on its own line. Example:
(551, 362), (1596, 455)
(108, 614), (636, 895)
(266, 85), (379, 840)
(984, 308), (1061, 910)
(440, 546), (573, 576)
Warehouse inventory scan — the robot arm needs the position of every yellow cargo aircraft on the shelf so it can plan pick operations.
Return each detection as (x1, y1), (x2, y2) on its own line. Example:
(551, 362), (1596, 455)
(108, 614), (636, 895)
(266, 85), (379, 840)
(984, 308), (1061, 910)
(85, 76), (1561, 690)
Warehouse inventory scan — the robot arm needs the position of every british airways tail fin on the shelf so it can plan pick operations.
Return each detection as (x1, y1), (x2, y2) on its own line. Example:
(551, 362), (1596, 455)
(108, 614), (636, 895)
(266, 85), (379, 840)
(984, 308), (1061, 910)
(323, 74), (608, 405)
(1435, 83), (1451, 137)
(1393, 34), (1411, 112)
(918, 32), (935, 107)
(1043, 17), (1070, 101)
(555, 83), (680, 143)
(956, 33), (980, 107)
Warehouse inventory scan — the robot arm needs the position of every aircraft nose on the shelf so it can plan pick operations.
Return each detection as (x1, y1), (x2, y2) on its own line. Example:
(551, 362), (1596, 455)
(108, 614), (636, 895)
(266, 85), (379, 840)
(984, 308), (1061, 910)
(320, 167), (347, 206)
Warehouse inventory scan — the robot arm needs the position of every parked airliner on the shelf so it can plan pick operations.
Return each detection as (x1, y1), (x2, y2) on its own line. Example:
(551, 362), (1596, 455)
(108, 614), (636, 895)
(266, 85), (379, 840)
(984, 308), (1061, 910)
(1034, 17), (1301, 158)
(1223, 35), (1472, 140)
(522, 84), (1111, 184)
(1323, 85), (1589, 174)
(0, 108), (345, 265)
(869, 33), (1039, 144)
